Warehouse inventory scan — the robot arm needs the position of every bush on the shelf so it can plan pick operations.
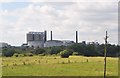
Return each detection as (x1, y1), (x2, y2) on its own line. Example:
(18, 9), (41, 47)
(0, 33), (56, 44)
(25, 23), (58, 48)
(60, 50), (69, 58)
(46, 46), (63, 55)
(33, 48), (45, 55)
(13, 53), (19, 57)
(72, 52), (79, 56)
(27, 53), (33, 56)
(57, 53), (60, 56)
(2, 49), (15, 57)
(19, 54), (24, 57)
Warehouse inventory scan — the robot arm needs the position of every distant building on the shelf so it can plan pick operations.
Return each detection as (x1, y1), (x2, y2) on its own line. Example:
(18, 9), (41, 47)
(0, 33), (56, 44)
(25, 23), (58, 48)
(27, 31), (47, 48)
(26, 31), (75, 48)
(62, 40), (74, 46)
(44, 40), (74, 47)
(21, 43), (28, 48)
(82, 41), (86, 45)
(44, 40), (63, 47)
(0, 42), (9, 47)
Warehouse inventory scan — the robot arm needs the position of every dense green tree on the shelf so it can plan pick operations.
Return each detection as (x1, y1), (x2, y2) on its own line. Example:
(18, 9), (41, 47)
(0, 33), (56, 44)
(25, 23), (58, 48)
(33, 48), (45, 55)
(1, 42), (119, 57)
(69, 43), (86, 55)
(106, 44), (119, 57)
(85, 44), (98, 56)
(46, 46), (63, 55)
(2, 48), (15, 57)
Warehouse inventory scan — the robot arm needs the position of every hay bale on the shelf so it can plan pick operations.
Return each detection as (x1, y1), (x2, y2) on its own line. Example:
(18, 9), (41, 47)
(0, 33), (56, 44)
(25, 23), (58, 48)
(23, 62), (26, 65)
(38, 60), (41, 64)
(68, 60), (70, 63)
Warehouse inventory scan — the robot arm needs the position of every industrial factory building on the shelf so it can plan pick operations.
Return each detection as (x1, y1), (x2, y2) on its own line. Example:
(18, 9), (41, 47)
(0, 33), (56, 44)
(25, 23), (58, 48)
(27, 31), (47, 47)
(27, 30), (77, 48)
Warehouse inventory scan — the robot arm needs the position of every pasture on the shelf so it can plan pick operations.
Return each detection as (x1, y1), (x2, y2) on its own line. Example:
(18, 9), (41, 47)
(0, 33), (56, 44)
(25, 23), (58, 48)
(2, 56), (118, 76)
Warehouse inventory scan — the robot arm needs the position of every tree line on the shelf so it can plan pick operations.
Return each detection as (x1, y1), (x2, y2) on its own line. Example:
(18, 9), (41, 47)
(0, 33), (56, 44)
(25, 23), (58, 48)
(1, 43), (119, 57)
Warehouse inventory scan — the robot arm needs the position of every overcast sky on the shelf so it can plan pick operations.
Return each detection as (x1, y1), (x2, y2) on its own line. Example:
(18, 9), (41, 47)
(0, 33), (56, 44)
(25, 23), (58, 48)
(0, 0), (119, 46)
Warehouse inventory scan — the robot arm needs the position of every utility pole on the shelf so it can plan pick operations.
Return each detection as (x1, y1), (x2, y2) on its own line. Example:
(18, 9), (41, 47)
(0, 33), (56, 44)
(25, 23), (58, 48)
(104, 31), (108, 78)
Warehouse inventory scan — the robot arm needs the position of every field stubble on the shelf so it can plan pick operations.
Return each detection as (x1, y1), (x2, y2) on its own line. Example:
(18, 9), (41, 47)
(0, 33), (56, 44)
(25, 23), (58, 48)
(2, 56), (118, 76)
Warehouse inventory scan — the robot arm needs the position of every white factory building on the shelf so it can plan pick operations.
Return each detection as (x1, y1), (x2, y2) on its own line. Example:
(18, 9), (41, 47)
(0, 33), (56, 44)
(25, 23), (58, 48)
(26, 31), (77, 48)
(27, 31), (47, 47)
(44, 40), (74, 47)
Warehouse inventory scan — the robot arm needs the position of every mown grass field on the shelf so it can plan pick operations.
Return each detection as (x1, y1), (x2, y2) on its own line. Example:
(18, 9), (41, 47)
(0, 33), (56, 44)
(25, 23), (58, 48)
(2, 56), (118, 76)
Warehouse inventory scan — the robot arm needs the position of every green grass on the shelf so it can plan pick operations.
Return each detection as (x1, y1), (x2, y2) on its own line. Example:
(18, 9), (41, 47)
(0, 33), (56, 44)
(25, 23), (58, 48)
(2, 56), (118, 76)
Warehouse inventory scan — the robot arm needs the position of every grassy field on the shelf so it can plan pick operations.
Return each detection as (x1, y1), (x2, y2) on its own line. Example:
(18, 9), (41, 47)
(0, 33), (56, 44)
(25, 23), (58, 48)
(2, 56), (118, 76)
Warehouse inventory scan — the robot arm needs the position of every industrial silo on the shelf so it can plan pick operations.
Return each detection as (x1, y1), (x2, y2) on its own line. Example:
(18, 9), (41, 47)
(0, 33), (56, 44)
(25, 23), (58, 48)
(27, 31), (47, 48)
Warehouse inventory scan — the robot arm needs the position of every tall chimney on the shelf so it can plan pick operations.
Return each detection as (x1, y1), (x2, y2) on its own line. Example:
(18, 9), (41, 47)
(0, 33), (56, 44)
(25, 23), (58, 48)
(76, 31), (78, 43)
(44, 30), (47, 42)
(51, 31), (52, 40)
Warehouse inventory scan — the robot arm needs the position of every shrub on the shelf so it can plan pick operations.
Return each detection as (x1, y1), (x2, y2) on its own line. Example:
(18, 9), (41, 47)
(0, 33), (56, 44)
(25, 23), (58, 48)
(60, 50), (69, 58)
(52, 54), (56, 56)
(72, 52), (79, 56)
(33, 48), (45, 55)
(13, 53), (19, 57)
(57, 53), (60, 56)
(28, 53), (33, 56)
(19, 54), (24, 57)
(46, 46), (63, 55)
(2, 49), (15, 57)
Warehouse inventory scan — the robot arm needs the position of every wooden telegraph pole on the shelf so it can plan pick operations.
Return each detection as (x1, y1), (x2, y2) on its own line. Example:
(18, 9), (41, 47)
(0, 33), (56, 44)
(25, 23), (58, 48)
(104, 31), (108, 78)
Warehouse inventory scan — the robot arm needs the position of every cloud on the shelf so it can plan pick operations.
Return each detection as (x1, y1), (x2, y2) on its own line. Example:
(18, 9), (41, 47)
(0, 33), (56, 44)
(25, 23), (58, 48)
(0, 0), (119, 3)
(0, 2), (118, 45)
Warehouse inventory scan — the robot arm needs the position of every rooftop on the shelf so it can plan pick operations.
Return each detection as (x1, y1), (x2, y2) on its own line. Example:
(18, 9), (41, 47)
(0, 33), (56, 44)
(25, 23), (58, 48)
(28, 32), (44, 34)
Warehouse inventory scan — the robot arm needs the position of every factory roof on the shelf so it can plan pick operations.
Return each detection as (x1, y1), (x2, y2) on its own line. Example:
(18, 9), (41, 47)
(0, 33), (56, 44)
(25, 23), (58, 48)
(28, 32), (44, 34)
(45, 40), (63, 43)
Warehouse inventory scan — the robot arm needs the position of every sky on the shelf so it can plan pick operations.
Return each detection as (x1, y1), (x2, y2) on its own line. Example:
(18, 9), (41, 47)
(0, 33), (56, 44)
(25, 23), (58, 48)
(0, 0), (119, 46)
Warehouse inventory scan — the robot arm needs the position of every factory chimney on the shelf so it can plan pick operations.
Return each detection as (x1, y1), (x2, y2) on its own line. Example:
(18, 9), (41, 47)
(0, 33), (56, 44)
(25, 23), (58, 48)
(51, 31), (52, 41)
(76, 31), (78, 43)
(44, 30), (47, 42)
